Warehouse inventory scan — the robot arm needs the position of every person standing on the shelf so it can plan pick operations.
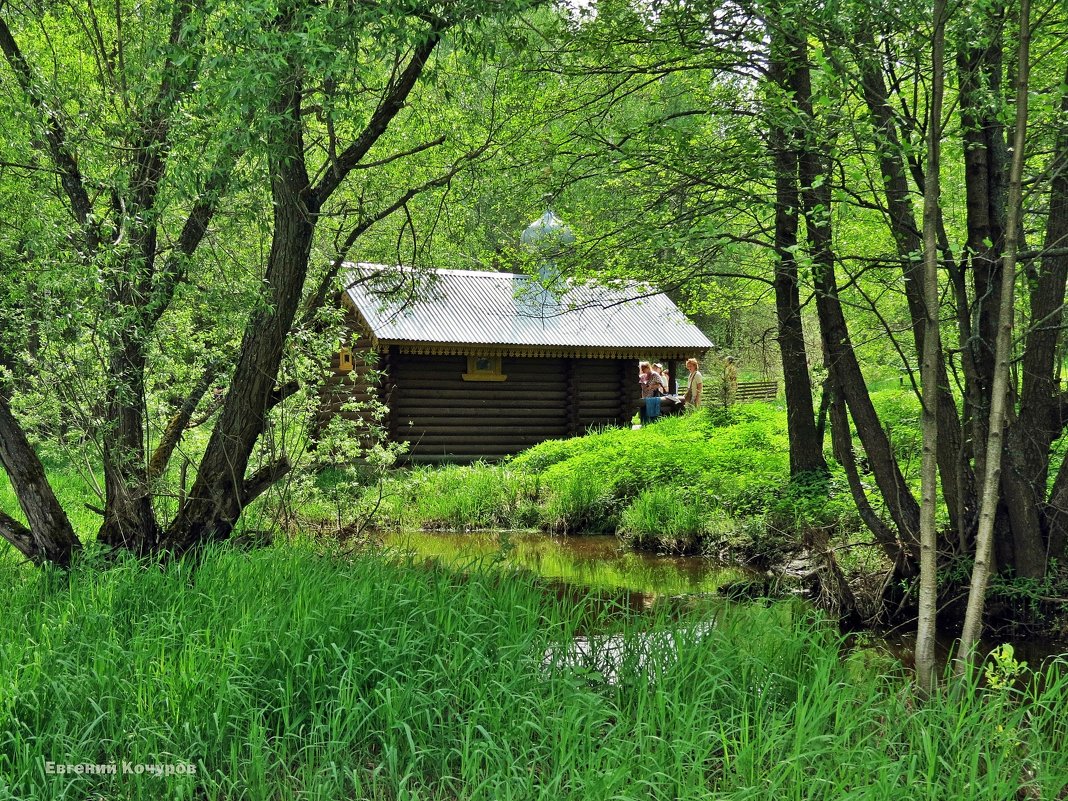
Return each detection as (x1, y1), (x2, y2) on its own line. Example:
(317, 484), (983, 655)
(722, 356), (738, 407)
(683, 358), (703, 408)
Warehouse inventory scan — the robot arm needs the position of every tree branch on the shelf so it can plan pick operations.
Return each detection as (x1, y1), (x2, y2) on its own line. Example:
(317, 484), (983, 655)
(0, 13), (96, 245)
(0, 510), (39, 564)
(301, 156), (479, 327)
(312, 30), (445, 205)
(148, 358), (226, 481)
(267, 380), (300, 411)
(241, 458), (292, 508)
(147, 153), (238, 327)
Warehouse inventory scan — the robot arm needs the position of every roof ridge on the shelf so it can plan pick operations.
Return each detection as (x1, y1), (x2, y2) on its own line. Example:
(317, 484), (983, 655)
(348, 261), (527, 280)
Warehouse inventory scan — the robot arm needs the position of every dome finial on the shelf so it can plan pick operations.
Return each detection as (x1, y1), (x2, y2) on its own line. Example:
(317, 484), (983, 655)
(520, 203), (574, 250)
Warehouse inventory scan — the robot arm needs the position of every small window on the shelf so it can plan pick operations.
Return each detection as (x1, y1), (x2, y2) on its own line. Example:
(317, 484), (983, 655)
(462, 354), (507, 381)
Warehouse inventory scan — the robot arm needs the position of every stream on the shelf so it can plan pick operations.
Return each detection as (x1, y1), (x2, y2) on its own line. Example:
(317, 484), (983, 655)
(381, 529), (1068, 672)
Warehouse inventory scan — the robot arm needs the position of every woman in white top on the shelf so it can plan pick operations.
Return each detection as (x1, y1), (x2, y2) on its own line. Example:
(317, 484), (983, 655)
(684, 358), (703, 407)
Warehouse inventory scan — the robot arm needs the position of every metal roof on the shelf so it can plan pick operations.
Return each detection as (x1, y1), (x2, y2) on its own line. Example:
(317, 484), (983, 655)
(343, 264), (714, 352)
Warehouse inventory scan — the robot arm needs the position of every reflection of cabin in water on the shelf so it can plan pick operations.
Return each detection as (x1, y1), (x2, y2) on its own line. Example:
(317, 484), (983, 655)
(328, 263), (712, 463)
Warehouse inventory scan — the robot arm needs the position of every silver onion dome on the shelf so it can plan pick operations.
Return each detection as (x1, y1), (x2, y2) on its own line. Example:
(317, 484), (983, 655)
(520, 209), (575, 251)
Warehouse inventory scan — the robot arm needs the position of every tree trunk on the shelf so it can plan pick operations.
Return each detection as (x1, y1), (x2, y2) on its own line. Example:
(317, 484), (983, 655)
(850, 33), (975, 540)
(163, 41), (318, 552)
(1003, 61), (1068, 577)
(98, 335), (159, 552)
(828, 388), (907, 566)
(956, 0), (1031, 672)
(768, 28), (828, 478)
(0, 396), (82, 566)
(788, 31), (922, 555)
(916, 0), (947, 696)
(1038, 66), (1068, 562)
(956, 3), (1009, 486)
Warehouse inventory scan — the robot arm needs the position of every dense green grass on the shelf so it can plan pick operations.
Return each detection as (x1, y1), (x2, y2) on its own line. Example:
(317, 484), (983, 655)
(0, 544), (1065, 800)
(364, 405), (803, 551)
(359, 393), (933, 558)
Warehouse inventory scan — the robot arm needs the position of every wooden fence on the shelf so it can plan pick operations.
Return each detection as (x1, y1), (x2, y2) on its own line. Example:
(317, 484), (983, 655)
(735, 381), (779, 402)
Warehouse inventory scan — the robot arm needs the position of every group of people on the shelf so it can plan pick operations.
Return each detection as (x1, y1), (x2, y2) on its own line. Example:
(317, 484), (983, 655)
(637, 356), (737, 425)
(638, 357), (706, 424)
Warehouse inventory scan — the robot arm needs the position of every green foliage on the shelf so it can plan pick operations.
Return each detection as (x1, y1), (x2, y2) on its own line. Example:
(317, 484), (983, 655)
(870, 388), (924, 467)
(1, 545), (1066, 799)
(370, 463), (537, 530)
(618, 487), (710, 553)
(366, 405), (797, 540)
(985, 644), (1027, 693)
(766, 471), (861, 538)
(357, 405), (860, 556)
(535, 405), (792, 518)
(542, 468), (618, 534)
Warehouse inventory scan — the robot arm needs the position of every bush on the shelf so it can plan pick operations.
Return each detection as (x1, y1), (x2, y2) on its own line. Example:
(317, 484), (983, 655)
(357, 404), (800, 547)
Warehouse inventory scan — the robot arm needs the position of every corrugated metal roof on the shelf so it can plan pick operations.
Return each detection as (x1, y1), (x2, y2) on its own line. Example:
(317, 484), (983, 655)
(343, 264), (714, 351)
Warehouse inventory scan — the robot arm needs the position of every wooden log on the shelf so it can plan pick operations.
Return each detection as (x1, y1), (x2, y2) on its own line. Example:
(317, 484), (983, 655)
(617, 359), (632, 425)
(566, 359), (580, 436)
(405, 440), (562, 451)
(396, 388), (568, 401)
(397, 425), (569, 436)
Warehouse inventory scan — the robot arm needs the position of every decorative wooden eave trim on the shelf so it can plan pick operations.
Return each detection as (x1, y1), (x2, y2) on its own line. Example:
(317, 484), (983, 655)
(376, 341), (710, 360)
(341, 295), (381, 351)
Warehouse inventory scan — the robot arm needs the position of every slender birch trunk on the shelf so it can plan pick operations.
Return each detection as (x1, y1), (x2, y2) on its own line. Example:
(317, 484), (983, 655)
(915, 0), (947, 696)
(954, 0), (1031, 677)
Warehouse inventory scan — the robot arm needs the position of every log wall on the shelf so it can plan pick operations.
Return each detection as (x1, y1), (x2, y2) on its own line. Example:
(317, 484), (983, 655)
(319, 335), (381, 425)
(389, 354), (629, 463)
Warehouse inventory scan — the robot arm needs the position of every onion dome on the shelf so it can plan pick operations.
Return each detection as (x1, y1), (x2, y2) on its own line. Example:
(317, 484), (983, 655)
(520, 209), (575, 252)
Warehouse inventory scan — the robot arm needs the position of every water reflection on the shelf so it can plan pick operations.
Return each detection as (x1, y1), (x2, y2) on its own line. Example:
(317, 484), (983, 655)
(381, 529), (1068, 672)
(382, 530), (754, 610)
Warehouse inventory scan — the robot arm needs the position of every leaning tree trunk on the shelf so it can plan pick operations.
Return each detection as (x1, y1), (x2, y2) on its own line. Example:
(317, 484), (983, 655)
(0, 396), (82, 566)
(849, 32), (975, 540)
(828, 390), (906, 565)
(163, 16), (443, 554)
(956, 0), (1031, 672)
(163, 64), (315, 552)
(788, 30), (922, 558)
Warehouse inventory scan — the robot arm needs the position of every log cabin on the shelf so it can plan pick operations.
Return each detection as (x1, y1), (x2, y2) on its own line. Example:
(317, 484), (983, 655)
(325, 262), (713, 463)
